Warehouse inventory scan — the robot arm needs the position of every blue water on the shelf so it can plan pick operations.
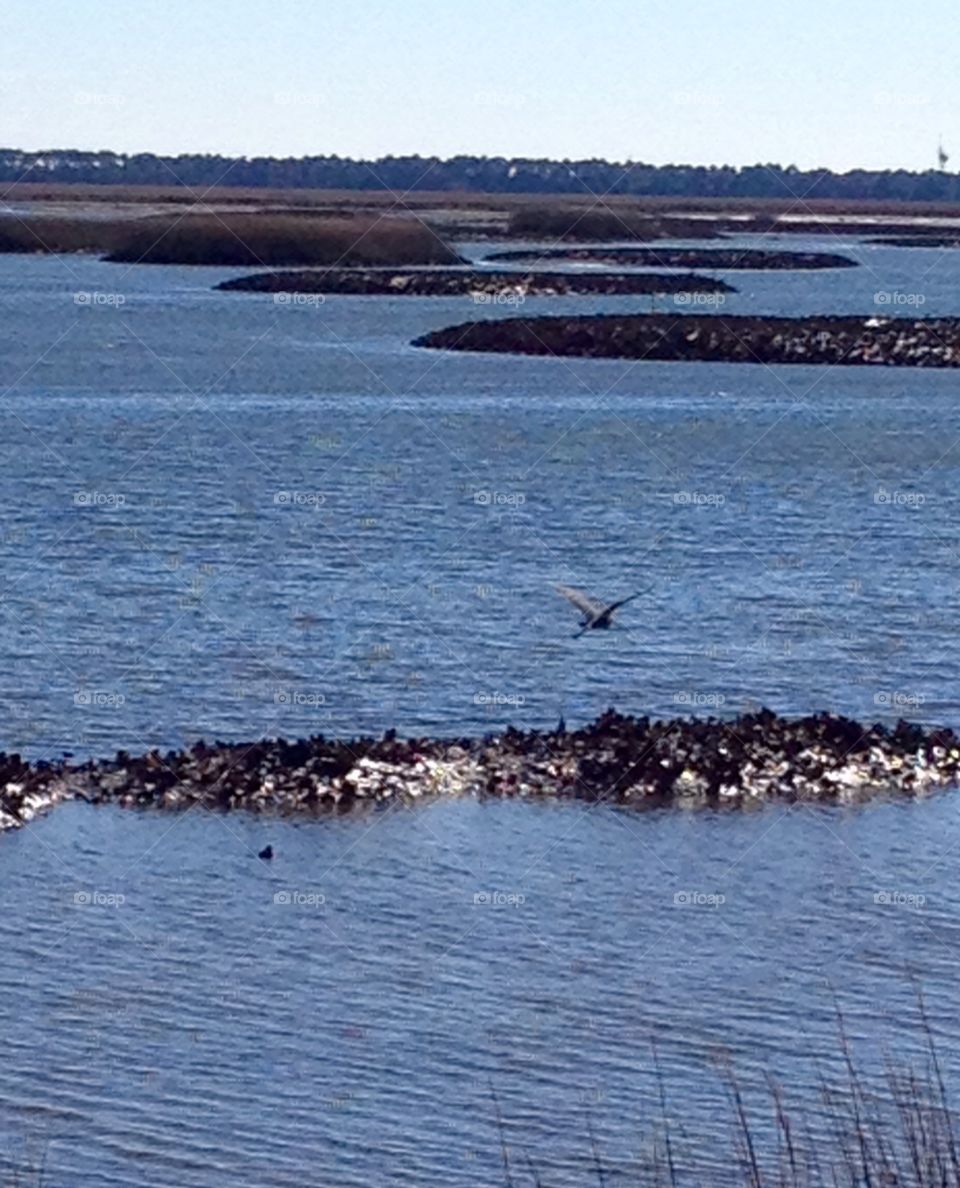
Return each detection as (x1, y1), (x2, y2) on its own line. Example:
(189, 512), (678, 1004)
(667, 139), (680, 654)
(1, 240), (960, 1185)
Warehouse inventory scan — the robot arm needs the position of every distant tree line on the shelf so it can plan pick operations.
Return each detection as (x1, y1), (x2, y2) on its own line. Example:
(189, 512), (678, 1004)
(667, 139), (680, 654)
(3, 148), (960, 201)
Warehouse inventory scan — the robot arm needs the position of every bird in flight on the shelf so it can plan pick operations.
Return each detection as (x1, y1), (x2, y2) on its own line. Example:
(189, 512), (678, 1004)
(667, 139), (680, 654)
(555, 584), (645, 638)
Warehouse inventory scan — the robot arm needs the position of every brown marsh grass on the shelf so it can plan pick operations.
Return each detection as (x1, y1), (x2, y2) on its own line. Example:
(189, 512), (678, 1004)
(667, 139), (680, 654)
(497, 1000), (960, 1186)
(506, 204), (721, 242)
(0, 211), (461, 266)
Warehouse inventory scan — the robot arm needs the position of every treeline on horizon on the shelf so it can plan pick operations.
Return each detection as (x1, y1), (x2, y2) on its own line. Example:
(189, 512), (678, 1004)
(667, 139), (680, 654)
(4, 148), (960, 202)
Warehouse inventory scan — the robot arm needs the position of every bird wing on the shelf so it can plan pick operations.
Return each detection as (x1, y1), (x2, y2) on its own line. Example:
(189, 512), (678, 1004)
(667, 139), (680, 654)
(607, 589), (648, 613)
(555, 584), (606, 617)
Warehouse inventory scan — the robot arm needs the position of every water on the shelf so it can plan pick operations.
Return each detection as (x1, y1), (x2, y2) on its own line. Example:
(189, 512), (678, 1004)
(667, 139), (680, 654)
(1, 241), (960, 1184)
(3, 794), (960, 1186)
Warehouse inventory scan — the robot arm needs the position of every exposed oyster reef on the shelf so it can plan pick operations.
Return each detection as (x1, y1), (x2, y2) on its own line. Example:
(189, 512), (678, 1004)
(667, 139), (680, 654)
(484, 246), (858, 270)
(2, 710), (959, 832)
(216, 267), (734, 299)
(413, 313), (960, 367)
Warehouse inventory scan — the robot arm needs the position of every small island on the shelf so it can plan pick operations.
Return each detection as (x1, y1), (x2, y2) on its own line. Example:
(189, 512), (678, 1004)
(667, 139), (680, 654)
(871, 235), (960, 248)
(413, 312), (960, 367)
(216, 267), (736, 299)
(2, 709), (957, 831)
(484, 246), (859, 270)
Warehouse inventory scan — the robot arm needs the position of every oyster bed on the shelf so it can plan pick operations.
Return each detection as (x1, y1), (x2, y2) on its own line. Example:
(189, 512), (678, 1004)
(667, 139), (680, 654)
(216, 268), (735, 298)
(872, 235), (960, 248)
(484, 247), (858, 270)
(2, 710), (958, 832)
(413, 313), (960, 367)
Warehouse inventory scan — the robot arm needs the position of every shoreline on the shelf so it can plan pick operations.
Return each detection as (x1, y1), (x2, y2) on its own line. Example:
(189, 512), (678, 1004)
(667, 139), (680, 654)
(3, 709), (958, 832)
(412, 312), (960, 366)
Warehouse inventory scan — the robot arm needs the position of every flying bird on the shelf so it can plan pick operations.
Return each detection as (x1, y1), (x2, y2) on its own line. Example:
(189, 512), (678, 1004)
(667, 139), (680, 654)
(555, 584), (645, 638)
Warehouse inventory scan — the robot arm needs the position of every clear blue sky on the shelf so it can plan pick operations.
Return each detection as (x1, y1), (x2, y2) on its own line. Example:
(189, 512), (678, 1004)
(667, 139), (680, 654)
(3, 0), (955, 170)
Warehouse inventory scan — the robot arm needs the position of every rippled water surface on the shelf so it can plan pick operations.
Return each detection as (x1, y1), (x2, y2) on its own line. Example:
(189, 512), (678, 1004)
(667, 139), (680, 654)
(2, 241), (960, 1185)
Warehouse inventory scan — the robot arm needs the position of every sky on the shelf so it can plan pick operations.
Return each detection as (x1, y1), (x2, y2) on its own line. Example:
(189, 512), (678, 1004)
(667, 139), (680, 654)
(2, 0), (957, 172)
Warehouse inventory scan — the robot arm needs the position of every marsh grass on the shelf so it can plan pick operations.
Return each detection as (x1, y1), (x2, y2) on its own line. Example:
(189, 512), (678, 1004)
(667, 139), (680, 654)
(2, 1144), (47, 1188)
(0, 212), (460, 266)
(0, 216), (127, 255)
(507, 205), (721, 242)
(104, 212), (460, 266)
(498, 1002), (960, 1186)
